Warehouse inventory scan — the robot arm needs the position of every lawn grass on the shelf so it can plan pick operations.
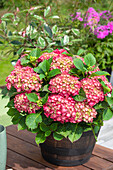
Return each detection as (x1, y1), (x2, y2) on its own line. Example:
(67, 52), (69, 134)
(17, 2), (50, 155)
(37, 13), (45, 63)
(0, 89), (12, 127)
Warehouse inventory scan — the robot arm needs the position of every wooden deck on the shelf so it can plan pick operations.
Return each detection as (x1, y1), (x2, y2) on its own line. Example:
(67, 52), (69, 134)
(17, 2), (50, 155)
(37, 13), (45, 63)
(6, 125), (113, 170)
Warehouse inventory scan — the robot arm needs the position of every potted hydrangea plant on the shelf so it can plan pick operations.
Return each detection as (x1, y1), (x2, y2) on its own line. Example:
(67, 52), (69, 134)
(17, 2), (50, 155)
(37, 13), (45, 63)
(2, 48), (113, 166)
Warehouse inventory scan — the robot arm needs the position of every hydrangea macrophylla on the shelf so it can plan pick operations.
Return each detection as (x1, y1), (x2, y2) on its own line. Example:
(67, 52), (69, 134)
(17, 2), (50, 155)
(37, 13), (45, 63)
(49, 73), (81, 96)
(43, 94), (77, 123)
(4, 48), (113, 145)
(38, 49), (74, 73)
(81, 78), (105, 107)
(38, 49), (68, 62)
(14, 93), (41, 113)
(43, 94), (98, 123)
(75, 101), (97, 123)
(6, 66), (42, 92)
(50, 55), (74, 73)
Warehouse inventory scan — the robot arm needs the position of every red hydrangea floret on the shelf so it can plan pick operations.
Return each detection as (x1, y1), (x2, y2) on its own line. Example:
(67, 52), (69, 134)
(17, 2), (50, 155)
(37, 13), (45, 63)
(50, 55), (74, 73)
(75, 101), (97, 123)
(14, 93), (41, 113)
(6, 66), (42, 92)
(43, 94), (77, 123)
(38, 49), (74, 73)
(49, 73), (81, 96)
(81, 78), (105, 107)
(38, 52), (58, 62)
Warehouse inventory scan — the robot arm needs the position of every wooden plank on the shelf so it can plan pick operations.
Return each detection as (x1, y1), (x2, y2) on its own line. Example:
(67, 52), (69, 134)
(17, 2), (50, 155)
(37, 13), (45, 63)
(84, 155), (113, 170)
(93, 144), (113, 162)
(7, 132), (89, 170)
(6, 125), (36, 146)
(7, 149), (49, 170)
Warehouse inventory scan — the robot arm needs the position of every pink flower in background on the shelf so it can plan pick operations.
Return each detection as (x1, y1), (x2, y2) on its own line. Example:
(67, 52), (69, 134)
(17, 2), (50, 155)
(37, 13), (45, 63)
(71, 7), (113, 39)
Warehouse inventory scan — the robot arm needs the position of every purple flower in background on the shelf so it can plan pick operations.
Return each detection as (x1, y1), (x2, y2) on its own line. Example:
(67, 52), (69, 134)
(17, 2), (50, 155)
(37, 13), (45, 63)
(107, 21), (113, 34)
(99, 10), (113, 19)
(85, 7), (100, 27)
(71, 7), (113, 39)
(75, 12), (83, 21)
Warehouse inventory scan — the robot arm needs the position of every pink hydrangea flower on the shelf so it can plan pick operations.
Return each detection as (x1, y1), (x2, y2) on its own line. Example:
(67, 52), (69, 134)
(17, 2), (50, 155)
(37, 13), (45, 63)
(49, 73), (81, 96)
(43, 94), (77, 123)
(75, 101), (97, 123)
(6, 66), (42, 92)
(38, 49), (74, 73)
(81, 78), (105, 107)
(14, 93), (41, 113)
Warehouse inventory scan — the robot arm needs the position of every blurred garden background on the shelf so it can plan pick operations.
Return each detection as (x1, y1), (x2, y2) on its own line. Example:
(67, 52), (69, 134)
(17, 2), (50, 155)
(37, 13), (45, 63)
(0, 0), (113, 126)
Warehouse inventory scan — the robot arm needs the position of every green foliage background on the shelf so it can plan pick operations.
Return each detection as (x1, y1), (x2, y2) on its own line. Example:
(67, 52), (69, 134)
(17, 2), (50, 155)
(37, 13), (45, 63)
(0, 0), (113, 85)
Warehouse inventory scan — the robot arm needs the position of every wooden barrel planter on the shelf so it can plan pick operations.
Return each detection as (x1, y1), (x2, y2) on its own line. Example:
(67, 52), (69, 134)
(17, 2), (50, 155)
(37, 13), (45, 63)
(40, 130), (97, 166)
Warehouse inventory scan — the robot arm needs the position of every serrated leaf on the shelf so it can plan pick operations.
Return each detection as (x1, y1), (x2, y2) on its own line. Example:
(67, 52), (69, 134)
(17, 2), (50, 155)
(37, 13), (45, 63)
(45, 130), (51, 137)
(52, 25), (58, 34)
(84, 127), (92, 132)
(20, 58), (29, 65)
(77, 49), (85, 55)
(48, 69), (61, 78)
(47, 57), (53, 64)
(84, 53), (96, 66)
(53, 132), (64, 141)
(40, 122), (50, 132)
(28, 48), (41, 59)
(73, 58), (86, 72)
(50, 123), (58, 131)
(94, 125), (100, 134)
(12, 113), (22, 125)
(38, 37), (46, 47)
(39, 74), (45, 80)
(103, 108), (113, 120)
(99, 80), (111, 94)
(25, 93), (38, 102)
(90, 71), (110, 77)
(106, 96), (113, 108)
(35, 131), (46, 145)
(68, 126), (83, 143)
(42, 93), (48, 104)
(18, 117), (27, 130)
(6, 99), (14, 108)
(44, 6), (50, 17)
(26, 113), (42, 130)
(57, 123), (72, 137)
(33, 67), (44, 74)
(7, 108), (19, 116)
(38, 59), (50, 73)
(73, 95), (86, 101)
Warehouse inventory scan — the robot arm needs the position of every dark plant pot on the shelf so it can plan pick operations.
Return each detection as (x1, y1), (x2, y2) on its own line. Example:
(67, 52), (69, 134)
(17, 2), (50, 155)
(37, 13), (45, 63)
(40, 131), (97, 167)
(0, 125), (7, 170)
